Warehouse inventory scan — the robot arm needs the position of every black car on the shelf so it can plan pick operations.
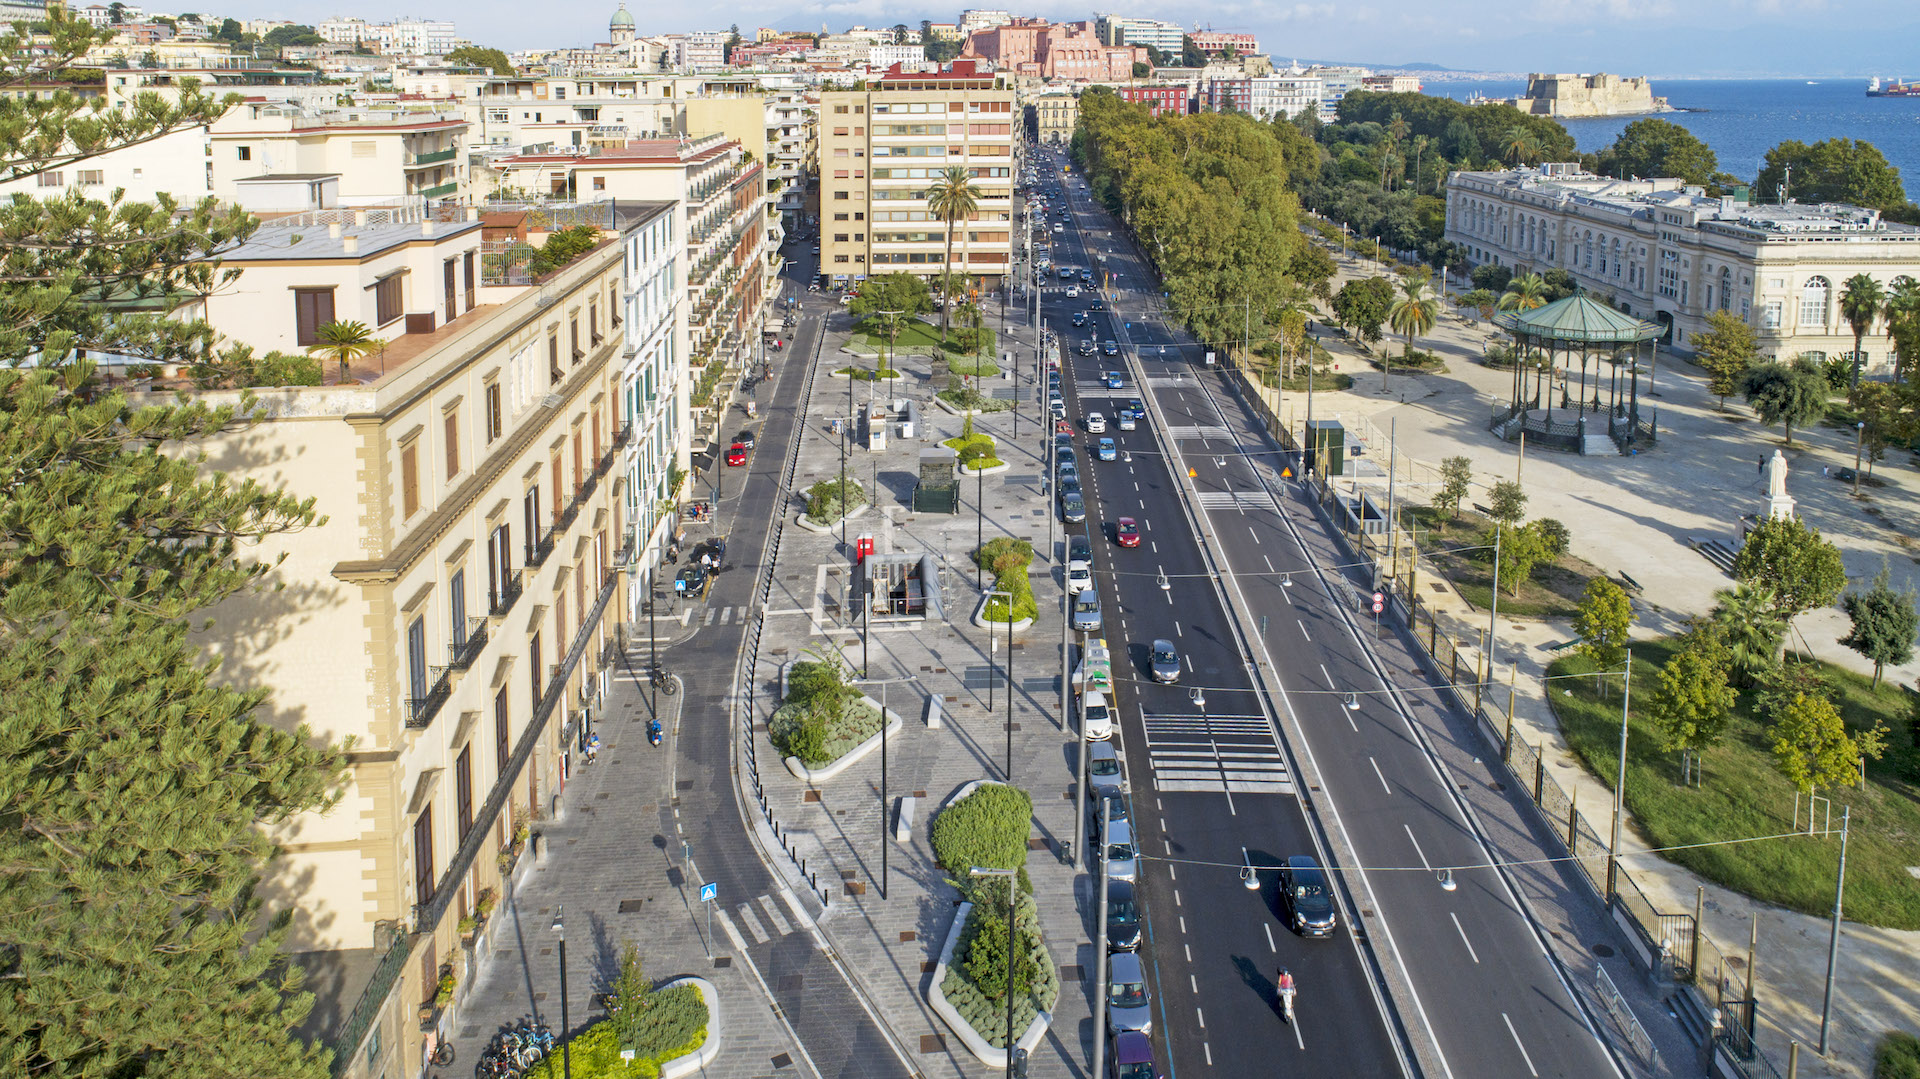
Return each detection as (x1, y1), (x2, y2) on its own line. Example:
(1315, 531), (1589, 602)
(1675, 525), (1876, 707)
(1089, 299), (1105, 311)
(734, 430), (755, 450)
(1278, 855), (1338, 937)
(674, 563), (710, 596)
(1105, 878), (1142, 951)
(1072, 311), (1088, 326)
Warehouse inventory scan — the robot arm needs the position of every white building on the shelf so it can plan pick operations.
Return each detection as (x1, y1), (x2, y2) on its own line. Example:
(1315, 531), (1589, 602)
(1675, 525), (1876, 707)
(1095, 14), (1183, 55)
(866, 44), (925, 70)
(1446, 163), (1920, 366)
(0, 124), (208, 203)
(1248, 74), (1322, 122)
(671, 31), (728, 72)
(375, 19), (459, 57)
(318, 16), (371, 45)
(957, 9), (1013, 35)
(616, 204), (687, 622)
(78, 4), (112, 27)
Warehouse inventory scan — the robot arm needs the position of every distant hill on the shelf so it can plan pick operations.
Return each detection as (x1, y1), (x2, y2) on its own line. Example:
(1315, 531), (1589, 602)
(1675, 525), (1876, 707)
(1277, 59), (1471, 72)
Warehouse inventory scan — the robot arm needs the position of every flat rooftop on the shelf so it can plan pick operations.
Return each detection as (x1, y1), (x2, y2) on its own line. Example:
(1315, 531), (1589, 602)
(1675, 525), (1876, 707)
(221, 215), (482, 263)
(1457, 166), (1920, 237)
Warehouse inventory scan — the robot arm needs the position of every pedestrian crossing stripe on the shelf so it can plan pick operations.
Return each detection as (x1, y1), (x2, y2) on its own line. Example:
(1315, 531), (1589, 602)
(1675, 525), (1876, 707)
(705, 893), (806, 952)
(1141, 711), (1294, 795)
(1195, 490), (1282, 513)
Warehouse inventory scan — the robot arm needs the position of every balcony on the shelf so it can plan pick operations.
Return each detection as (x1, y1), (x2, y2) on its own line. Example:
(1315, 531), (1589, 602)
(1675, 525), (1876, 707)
(408, 147), (459, 167)
(614, 421), (634, 448)
(489, 577), (523, 618)
(526, 533), (555, 568)
(557, 498), (582, 534)
(405, 668), (451, 730)
(448, 618), (489, 670)
(420, 181), (459, 199)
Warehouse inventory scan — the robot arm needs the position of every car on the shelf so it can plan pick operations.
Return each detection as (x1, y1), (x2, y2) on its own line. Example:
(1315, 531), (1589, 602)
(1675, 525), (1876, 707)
(1115, 517), (1140, 547)
(1279, 855), (1338, 937)
(1081, 268), (1094, 281)
(1072, 588), (1103, 632)
(1056, 445), (1076, 466)
(1081, 687), (1113, 741)
(1109, 1029), (1157, 1079)
(1106, 950), (1152, 1034)
(1069, 533), (1093, 563)
(734, 430), (755, 450)
(1066, 285), (1080, 298)
(1092, 790), (1131, 829)
(1089, 298), (1105, 311)
(1117, 411), (1137, 432)
(1097, 437), (1117, 461)
(1059, 266), (1076, 279)
(1105, 371), (1124, 389)
(1086, 412), (1107, 433)
(810, 245), (819, 255)
(725, 442), (747, 466)
(1054, 419), (1074, 437)
(1054, 436), (1075, 458)
(1060, 490), (1086, 522)
(1104, 879), (1143, 952)
(1078, 339), (1096, 355)
(1103, 341), (1119, 356)
(1066, 555), (1094, 592)
(1127, 397), (1144, 418)
(674, 562), (710, 596)
(1149, 638), (1180, 683)
(1058, 478), (1082, 508)
(1050, 399), (1067, 421)
(1058, 463), (1080, 489)
(1071, 311), (1087, 327)
(1054, 223), (1065, 233)
(1102, 818), (1139, 882)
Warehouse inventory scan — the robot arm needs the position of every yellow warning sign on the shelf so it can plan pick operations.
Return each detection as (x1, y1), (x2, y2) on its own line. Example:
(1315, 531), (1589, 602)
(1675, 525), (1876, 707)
(1187, 467), (1196, 478)
(1282, 467), (1293, 478)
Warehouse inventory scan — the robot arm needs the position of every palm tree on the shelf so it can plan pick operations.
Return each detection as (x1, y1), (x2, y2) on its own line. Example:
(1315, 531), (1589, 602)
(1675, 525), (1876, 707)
(1885, 277), (1920, 382)
(1501, 126), (1541, 167)
(1385, 277), (1440, 389)
(308, 320), (376, 381)
(1496, 272), (1550, 314)
(1711, 583), (1787, 688)
(1838, 273), (1883, 389)
(1409, 134), (1430, 195)
(925, 165), (981, 344)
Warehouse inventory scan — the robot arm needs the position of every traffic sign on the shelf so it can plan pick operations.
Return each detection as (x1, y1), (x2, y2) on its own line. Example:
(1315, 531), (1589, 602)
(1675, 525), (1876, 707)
(1371, 592), (1385, 614)
(700, 882), (717, 903)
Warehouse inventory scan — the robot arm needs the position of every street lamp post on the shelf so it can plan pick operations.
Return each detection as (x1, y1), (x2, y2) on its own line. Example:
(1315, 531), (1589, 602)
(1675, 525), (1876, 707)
(1853, 421), (1865, 496)
(1607, 650), (1632, 900)
(968, 866), (1021, 1079)
(1091, 796), (1110, 1079)
(985, 589), (1014, 782)
(855, 673), (913, 899)
(647, 564), (658, 715)
(551, 906), (572, 1079)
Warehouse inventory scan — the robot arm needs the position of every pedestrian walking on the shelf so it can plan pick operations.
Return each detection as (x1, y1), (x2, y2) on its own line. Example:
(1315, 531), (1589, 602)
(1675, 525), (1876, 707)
(585, 733), (600, 764)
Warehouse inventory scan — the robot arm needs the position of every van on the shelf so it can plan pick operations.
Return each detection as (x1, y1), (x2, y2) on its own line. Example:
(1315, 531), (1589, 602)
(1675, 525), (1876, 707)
(1081, 689), (1113, 740)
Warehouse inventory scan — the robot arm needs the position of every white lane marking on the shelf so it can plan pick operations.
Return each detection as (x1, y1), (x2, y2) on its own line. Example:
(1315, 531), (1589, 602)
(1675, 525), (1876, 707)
(1184, 944), (1192, 962)
(1205, 1044), (1213, 1066)
(1174, 621), (1182, 638)
(1369, 756), (1392, 796)
(1174, 889), (1181, 906)
(1161, 818), (1168, 835)
(1179, 915), (1187, 934)
(1318, 663), (1334, 688)
(758, 894), (792, 936)
(1405, 825), (1434, 872)
(1264, 923), (1276, 952)
(736, 903), (770, 943)
(1292, 1017), (1305, 1051)
(1191, 974), (1199, 993)
(1503, 1013), (1540, 1077)
(1151, 541), (1158, 554)
(1196, 1007), (1205, 1030)
(1250, 526), (1260, 544)
(1451, 912), (1482, 964)
(1263, 554), (1275, 573)
(713, 907), (746, 952)
(1185, 654), (1193, 671)
(1298, 619), (1311, 641)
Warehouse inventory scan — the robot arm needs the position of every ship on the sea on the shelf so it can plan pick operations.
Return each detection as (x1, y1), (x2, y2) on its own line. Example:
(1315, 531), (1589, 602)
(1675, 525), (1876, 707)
(1866, 77), (1920, 97)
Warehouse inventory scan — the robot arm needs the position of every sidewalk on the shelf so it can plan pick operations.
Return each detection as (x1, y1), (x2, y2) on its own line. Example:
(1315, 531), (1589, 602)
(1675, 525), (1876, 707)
(744, 304), (1099, 1079)
(1279, 244), (1920, 1079)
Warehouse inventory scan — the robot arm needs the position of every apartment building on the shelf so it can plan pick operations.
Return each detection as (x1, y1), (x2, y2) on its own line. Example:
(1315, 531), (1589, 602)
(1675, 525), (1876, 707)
(957, 9), (1014, 35)
(1248, 74), (1323, 122)
(160, 207), (643, 1079)
(1028, 86), (1079, 144)
(1094, 14), (1183, 54)
(1189, 30), (1258, 57)
(1119, 83), (1188, 116)
(671, 31), (729, 71)
(0, 124), (207, 203)
(210, 102), (469, 205)
(616, 205), (690, 623)
(1445, 164), (1920, 365)
(817, 61), (1017, 289)
(962, 18), (1145, 82)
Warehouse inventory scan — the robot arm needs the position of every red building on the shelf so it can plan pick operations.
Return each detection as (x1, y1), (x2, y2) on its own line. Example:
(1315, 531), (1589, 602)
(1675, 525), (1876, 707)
(1119, 84), (1189, 116)
(1188, 31), (1258, 58)
(1206, 79), (1251, 113)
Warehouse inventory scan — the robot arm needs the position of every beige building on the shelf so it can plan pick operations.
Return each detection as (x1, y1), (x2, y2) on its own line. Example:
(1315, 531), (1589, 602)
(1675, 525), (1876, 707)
(1446, 164), (1920, 367)
(211, 102), (470, 206)
(1, 124), (209, 203)
(163, 209), (652, 1079)
(1509, 73), (1668, 118)
(817, 60), (1017, 288)
(1028, 86), (1079, 145)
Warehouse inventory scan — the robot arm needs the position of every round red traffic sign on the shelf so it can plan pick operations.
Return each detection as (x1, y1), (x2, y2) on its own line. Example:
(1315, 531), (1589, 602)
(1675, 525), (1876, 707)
(1371, 592), (1385, 613)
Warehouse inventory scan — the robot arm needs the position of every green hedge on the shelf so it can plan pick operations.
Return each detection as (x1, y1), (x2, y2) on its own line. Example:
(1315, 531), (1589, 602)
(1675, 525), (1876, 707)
(972, 537), (1036, 622)
(1878, 1032), (1920, 1079)
(769, 657), (882, 765)
(941, 890), (1059, 1047)
(930, 783), (1032, 885)
(803, 471), (867, 524)
(522, 984), (707, 1079)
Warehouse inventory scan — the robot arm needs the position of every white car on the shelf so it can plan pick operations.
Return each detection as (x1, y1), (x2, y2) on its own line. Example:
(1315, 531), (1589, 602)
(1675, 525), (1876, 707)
(1067, 558), (1093, 593)
(1066, 285), (1080, 298)
(1085, 412), (1106, 433)
(1081, 688), (1114, 741)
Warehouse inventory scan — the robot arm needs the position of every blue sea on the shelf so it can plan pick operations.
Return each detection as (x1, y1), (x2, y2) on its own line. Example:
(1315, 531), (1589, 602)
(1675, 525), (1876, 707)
(1419, 78), (1920, 200)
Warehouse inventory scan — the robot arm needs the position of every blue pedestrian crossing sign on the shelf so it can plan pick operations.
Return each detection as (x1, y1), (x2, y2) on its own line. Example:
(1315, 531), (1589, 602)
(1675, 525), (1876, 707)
(700, 882), (717, 903)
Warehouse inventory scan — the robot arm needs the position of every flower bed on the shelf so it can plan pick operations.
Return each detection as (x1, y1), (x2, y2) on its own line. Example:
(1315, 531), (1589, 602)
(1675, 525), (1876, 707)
(972, 538), (1037, 623)
(802, 471), (866, 526)
(769, 656), (885, 767)
(943, 432), (1004, 471)
(523, 981), (708, 1079)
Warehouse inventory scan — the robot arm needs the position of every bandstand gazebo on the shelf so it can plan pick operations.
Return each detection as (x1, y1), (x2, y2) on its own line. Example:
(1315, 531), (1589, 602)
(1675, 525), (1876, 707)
(1490, 293), (1661, 455)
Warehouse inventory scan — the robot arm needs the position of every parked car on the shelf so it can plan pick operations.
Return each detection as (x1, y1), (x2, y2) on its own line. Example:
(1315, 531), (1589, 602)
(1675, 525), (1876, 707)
(1088, 738), (1125, 799)
(1115, 517), (1140, 547)
(734, 430), (755, 450)
(1080, 687), (1113, 740)
(1067, 557), (1094, 594)
(1108, 1030), (1158, 1079)
(1069, 534), (1093, 563)
(1105, 952), (1152, 1033)
(725, 442), (748, 466)
(1092, 790), (1131, 828)
(1101, 817), (1139, 882)
(1104, 878), (1142, 952)
(1051, 399), (1067, 421)
(1097, 437), (1117, 461)
(1060, 489), (1086, 522)
(1149, 638), (1180, 684)
(1057, 447), (1077, 470)
(1279, 855), (1338, 937)
(1072, 589), (1103, 632)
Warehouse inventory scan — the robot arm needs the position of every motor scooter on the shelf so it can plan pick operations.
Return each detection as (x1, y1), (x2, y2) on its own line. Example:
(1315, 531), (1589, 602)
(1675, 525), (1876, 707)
(646, 720), (664, 746)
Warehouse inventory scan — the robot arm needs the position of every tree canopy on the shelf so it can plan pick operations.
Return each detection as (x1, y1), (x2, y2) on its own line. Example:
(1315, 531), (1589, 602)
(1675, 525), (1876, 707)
(1730, 514), (1847, 622)
(1839, 567), (1918, 687)
(1594, 118), (1720, 188)
(447, 45), (515, 75)
(1740, 355), (1828, 445)
(1755, 138), (1916, 219)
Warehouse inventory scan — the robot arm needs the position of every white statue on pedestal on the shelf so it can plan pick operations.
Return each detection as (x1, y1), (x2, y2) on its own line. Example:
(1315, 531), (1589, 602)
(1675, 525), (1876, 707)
(1765, 449), (1796, 521)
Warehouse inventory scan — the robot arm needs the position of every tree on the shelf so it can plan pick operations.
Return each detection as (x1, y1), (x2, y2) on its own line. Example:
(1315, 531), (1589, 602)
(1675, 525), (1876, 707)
(1487, 479), (1527, 526)
(1436, 456), (1472, 520)
(214, 16), (243, 41)
(1180, 34), (1204, 68)
(106, 0), (126, 21)
(1711, 583), (1788, 687)
(1649, 639), (1737, 770)
(1694, 309), (1759, 409)
(848, 271), (931, 320)
(308, 320), (375, 380)
(1573, 577), (1634, 674)
(1470, 263), (1512, 294)
(1132, 61), (1150, 79)
(447, 45), (515, 75)
(1885, 276), (1920, 380)
(0, 12), (346, 1074)
(608, 942), (653, 1047)
(1486, 520), (1552, 596)
(1839, 273), (1884, 389)
(1755, 138), (1913, 217)
(925, 165), (980, 344)
(262, 24), (324, 49)
(1770, 693), (1863, 795)
(1331, 276), (1392, 343)
(1286, 243), (1337, 300)
(1732, 514), (1847, 623)
(1741, 355), (1828, 445)
(1459, 288), (1497, 320)
(1839, 567), (1918, 687)
(1501, 126), (1543, 166)
(1385, 276), (1440, 384)
(1144, 44), (1170, 68)
(1595, 118), (1719, 187)
(891, 23), (910, 45)
(1496, 272), (1549, 314)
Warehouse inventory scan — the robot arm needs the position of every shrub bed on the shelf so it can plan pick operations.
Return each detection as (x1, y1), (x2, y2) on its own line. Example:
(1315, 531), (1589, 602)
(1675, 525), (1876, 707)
(522, 984), (707, 1079)
(929, 783), (1055, 1048)
(946, 353), (1002, 378)
(834, 366), (902, 380)
(944, 433), (1004, 470)
(768, 656), (882, 766)
(938, 385), (1014, 413)
(971, 537), (1036, 622)
(803, 471), (867, 525)
(930, 783), (1033, 878)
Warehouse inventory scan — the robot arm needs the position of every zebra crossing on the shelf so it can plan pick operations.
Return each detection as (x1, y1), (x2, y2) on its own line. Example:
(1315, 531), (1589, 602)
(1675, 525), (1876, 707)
(1195, 489), (1284, 514)
(710, 888), (813, 950)
(1166, 425), (1234, 440)
(1140, 711), (1294, 795)
(680, 605), (745, 627)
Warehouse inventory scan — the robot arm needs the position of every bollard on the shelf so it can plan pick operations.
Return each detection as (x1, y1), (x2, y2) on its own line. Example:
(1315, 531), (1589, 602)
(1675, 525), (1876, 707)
(1535, 755), (1545, 803)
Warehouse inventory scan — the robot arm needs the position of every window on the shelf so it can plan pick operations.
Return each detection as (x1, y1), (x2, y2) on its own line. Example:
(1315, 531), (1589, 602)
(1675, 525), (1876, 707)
(485, 381), (503, 442)
(592, 176), (605, 191)
(589, 301), (600, 344)
(236, 146), (250, 161)
(449, 568), (467, 647)
(406, 615), (428, 707)
(294, 287), (335, 347)
(494, 687), (511, 777)
(548, 334), (561, 384)
(523, 486), (540, 547)
(78, 170), (103, 185)
(454, 745), (473, 840)
(529, 632), (543, 711)
(464, 251), (476, 310)
(550, 457), (562, 521)
(833, 190), (849, 200)
(374, 274), (403, 326)
(443, 410), (460, 478)
(1800, 276), (1830, 327)
(1762, 301), (1783, 329)
(487, 523), (511, 610)
(412, 806), (435, 906)
(400, 443), (420, 517)
(571, 319), (583, 361)
(37, 172), (62, 187)
(352, 140), (377, 158)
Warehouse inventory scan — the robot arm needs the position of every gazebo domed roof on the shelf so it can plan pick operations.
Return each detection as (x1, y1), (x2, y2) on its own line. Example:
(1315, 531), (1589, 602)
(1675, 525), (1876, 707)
(610, 4), (635, 28)
(1493, 293), (1660, 345)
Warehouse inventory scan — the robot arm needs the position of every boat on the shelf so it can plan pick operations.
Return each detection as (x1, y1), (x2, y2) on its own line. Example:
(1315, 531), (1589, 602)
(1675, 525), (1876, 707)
(1867, 77), (1920, 97)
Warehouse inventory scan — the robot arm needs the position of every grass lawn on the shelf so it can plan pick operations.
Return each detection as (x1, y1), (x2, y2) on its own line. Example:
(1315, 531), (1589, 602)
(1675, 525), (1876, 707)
(1406, 505), (1602, 619)
(943, 432), (1004, 470)
(945, 353), (1002, 377)
(937, 386), (1014, 413)
(834, 366), (902, 380)
(1261, 366), (1354, 393)
(852, 316), (996, 359)
(1548, 643), (1920, 929)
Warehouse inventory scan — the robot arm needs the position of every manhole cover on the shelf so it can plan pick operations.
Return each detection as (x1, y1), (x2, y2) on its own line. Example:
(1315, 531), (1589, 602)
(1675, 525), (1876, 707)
(920, 1035), (947, 1053)
(899, 931), (917, 942)
(771, 1051), (792, 1067)
(618, 899), (645, 913)
(713, 956), (732, 968)
(1061, 964), (1083, 981)
(778, 974), (804, 992)
(1593, 943), (1615, 958)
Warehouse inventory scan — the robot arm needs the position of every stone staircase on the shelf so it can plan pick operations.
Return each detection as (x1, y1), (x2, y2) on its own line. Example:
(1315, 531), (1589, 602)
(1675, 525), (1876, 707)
(1689, 537), (1738, 576)
(1580, 431), (1617, 456)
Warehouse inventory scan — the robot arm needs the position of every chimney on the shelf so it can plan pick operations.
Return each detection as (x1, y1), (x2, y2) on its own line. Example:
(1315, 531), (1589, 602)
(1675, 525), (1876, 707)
(342, 235), (359, 254)
(353, 209), (368, 226)
(328, 222), (342, 238)
(422, 220), (436, 237)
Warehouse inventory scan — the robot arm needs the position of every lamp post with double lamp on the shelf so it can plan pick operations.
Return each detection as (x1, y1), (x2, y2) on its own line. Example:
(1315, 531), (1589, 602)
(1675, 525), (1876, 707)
(853, 673), (914, 899)
(985, 589), (1015, 782)
(968, 866), (1022, 1079)
(551, 906), (572, 1079)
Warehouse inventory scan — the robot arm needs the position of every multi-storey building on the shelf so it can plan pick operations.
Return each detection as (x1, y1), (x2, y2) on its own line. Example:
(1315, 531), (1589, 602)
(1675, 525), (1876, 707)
(209, 102), (468, 205)
(1445, 164), (1920, 365)
(671, 31), (729, 71)
(1094, 14), (1183, 55)
(1188, 30), (1258, 57)
(925, 22), (962, 42)
(160, 203), (654, 1079)
(318, 16), (372, 45)
(957, 9), (1014, 36)
(1028, 86), (1079, 144)
(961, 18), (1145, 82)
(375, 19), (460, 57)
(1119, 83), (1188, 116)
(816, 60), (1017, 289)
(1, 124), (207, 202)
(616, 205), (691, 622)
(1247, 74), (1322, 122)
(868, 44), (927, 70)
(1205, 77), (1251, 113)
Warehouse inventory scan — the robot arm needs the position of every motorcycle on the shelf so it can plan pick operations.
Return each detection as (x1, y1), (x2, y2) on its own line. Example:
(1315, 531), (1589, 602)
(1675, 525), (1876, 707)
(647, 719), (663, 747)
(1276, 968), (1296, 1023)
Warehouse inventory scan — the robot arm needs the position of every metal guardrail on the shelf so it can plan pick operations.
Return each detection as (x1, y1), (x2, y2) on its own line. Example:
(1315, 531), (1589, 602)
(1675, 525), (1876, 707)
(329, 930), (413, 1076)
(1596, 965), (1659, 1070)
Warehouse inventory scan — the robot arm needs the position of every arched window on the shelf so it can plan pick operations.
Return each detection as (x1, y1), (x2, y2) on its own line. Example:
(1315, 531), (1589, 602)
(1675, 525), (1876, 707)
(1719, 267), (1732, 311)
(1582, 230), (1592, 269)
(1800, 276), (1830, 328)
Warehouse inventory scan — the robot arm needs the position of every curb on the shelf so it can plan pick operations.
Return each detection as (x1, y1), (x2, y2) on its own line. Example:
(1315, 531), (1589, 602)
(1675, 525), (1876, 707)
(655, 976), (721, 1079)
(925, 901), (1052, 1069)
(970, 594), (1034, 633)
(781, 708), (904, 783)
(793, 503), (870, 534)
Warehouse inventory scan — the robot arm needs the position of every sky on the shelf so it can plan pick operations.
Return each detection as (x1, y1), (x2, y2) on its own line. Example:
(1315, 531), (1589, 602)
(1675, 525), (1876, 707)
(213, 0), (1920, 77)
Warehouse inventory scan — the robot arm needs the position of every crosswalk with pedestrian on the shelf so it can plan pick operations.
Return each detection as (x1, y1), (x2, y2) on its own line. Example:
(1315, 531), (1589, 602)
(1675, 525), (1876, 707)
(1140, 710), (1294, 795)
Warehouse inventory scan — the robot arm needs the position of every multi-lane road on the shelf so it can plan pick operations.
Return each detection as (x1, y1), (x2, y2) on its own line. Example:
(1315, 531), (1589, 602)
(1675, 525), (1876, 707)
(1031, 146), (1629, 1079)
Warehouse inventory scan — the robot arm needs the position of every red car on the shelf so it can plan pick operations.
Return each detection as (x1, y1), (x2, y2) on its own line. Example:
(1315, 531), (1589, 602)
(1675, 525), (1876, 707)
(1115, 517), (1140, 547)
(725, 442), (747, 466)
(1054, 419), (1074, 437)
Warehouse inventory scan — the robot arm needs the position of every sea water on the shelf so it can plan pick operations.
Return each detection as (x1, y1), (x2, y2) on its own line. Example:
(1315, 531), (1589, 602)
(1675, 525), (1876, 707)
(1420, 78), (1920, 200)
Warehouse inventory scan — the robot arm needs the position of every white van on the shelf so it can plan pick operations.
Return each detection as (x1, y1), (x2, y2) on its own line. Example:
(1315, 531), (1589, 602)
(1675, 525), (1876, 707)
(1081, 689), (1113, 741)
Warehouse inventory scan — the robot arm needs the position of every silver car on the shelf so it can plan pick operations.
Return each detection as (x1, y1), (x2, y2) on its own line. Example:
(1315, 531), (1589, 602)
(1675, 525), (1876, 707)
(1088, 740), (1125, 800)
(1149, 639), (1180, 684)
(1072, 589), (1103, 633)
(1103, 817), (1138, 881)
(1106, 952), (1153, 1034)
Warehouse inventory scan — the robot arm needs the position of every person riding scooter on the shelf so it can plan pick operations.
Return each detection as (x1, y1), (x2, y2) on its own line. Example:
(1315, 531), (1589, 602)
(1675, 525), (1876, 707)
(646, 719), (663, 747)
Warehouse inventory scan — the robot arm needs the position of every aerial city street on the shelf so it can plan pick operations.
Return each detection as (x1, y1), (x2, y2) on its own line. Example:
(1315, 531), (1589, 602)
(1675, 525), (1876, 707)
(6, 3), (1920, 1079)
